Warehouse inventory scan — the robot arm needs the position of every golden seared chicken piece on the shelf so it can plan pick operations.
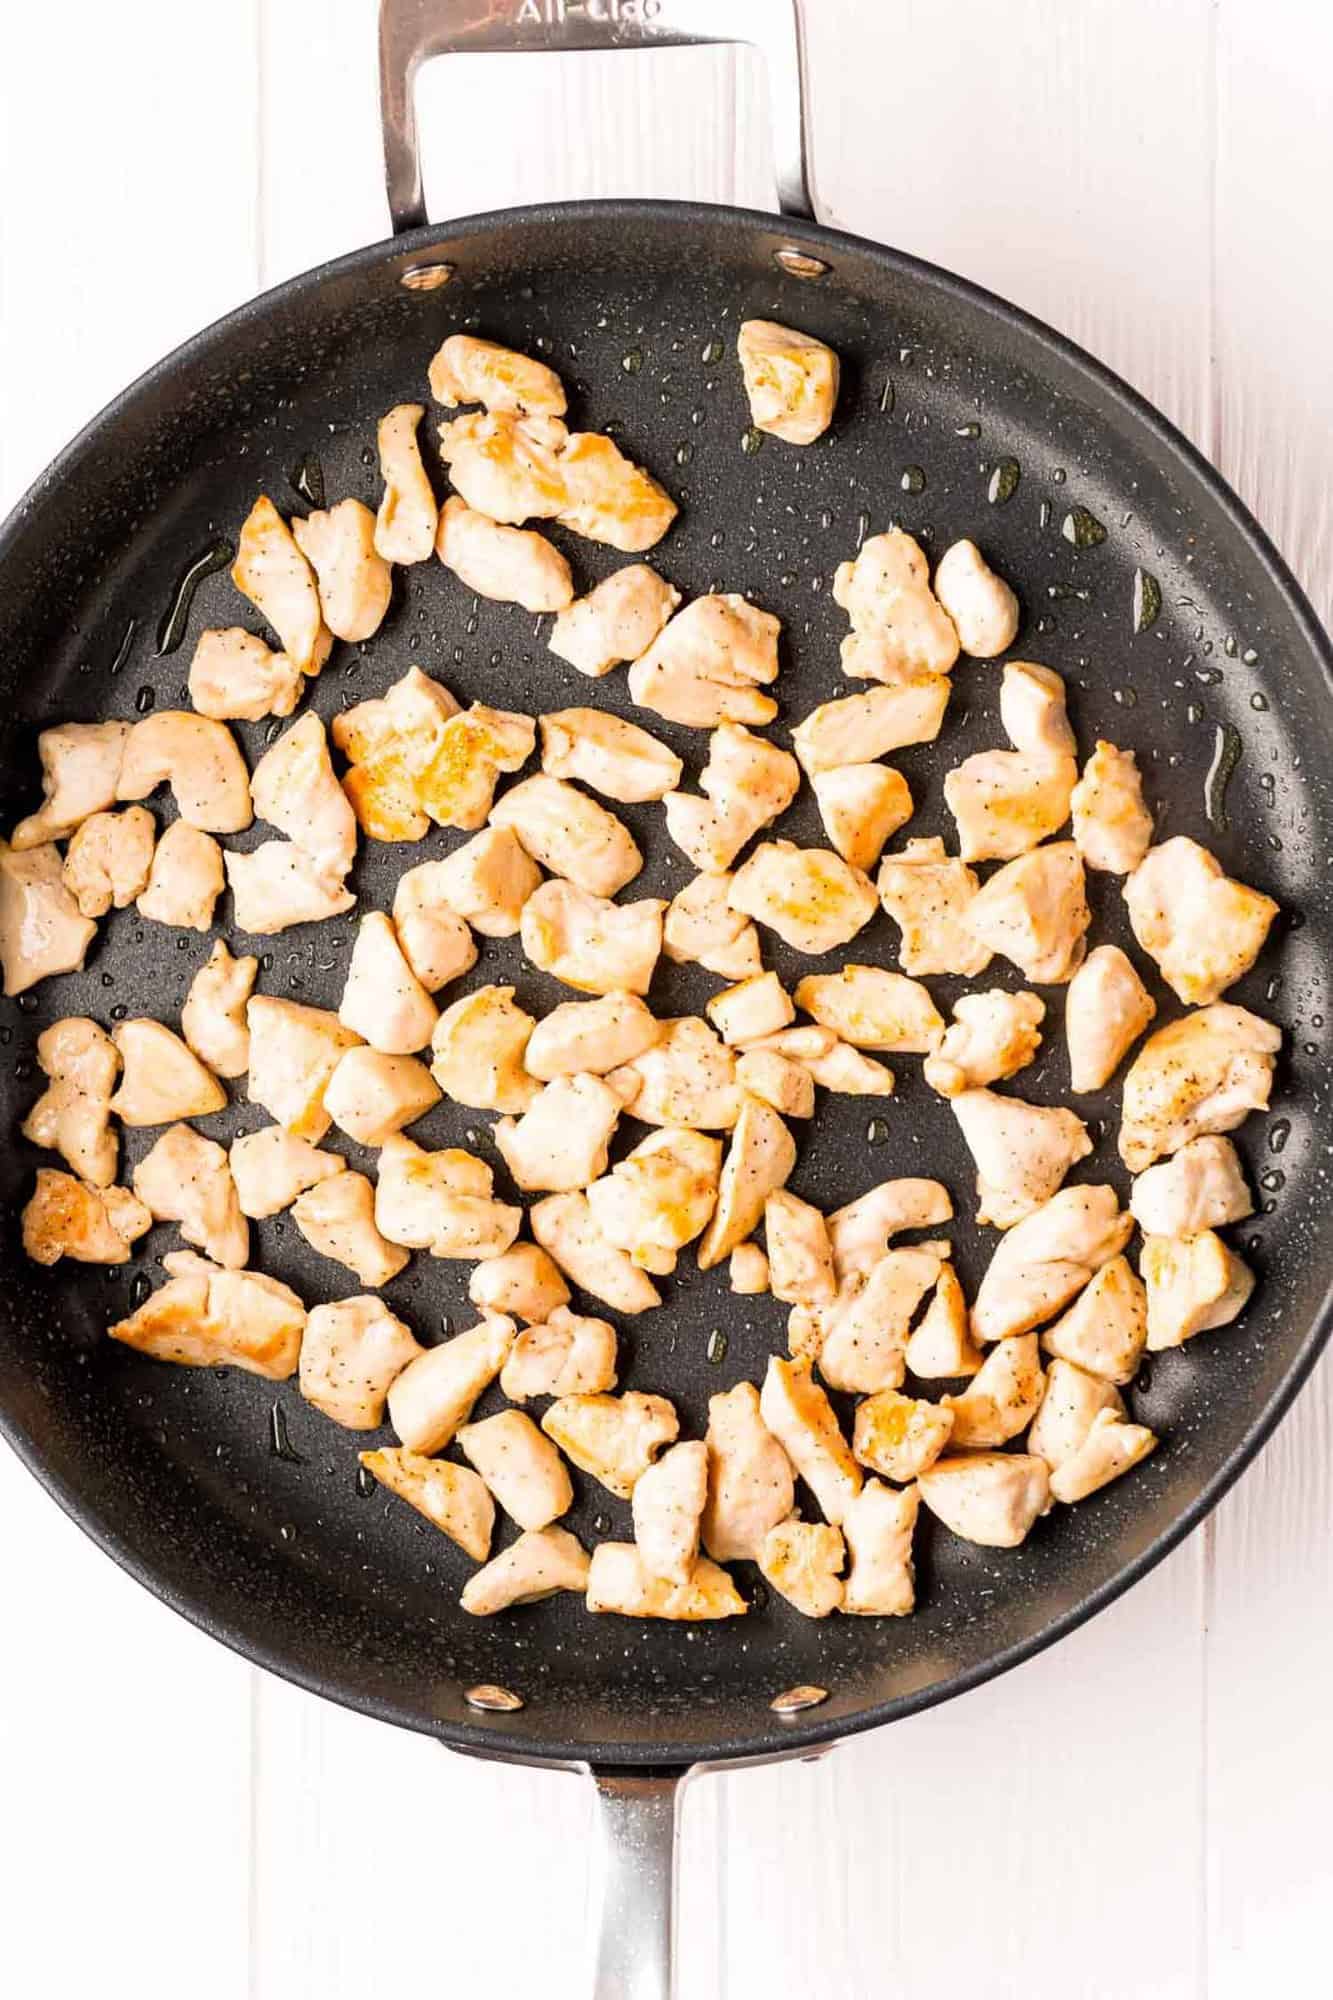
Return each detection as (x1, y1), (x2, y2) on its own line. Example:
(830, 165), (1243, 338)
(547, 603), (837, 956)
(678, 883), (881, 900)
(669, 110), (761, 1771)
(701, 1381), (794, 1561)
(389, 872), (478, 996)
(437, 409), (570, 522)
(798, 1246), (945, 1394)
(1064, 944), (1156, 1093)
(761, 1515), (847, 1618)
(728, 840), (878, 956)
(760, 1355), (861, 1525)
(377, 699), (537, 840)
(834, 530), (960, 681)
(586, 1544), (744, 1620)
(494, 1072), (623, 1192)
(1048, 1407), (1158, 1504)
(428, 333), (567, 417)
(117, 712), (252, 833)
(632, 1440), (709, 1583)
(11, 720), (130, 848)
(250, 712), (357, 886)
(1119, 1003), (1280, 1173)
(793, 678), (952, 777)
(542, 1390), (678, 1498)
(627, 594), (780, 728)
(374, 402), (438, 563)
(229, 1125), (344, 1220)
(549, 564), (681, 677)
(136, 821), (223, 931)
(951, 1088), (1092, 1228)
(401, 826), (539, 943)
(462, 1527), (591, 1616)
(109, 1252), (306, 1380)
(1125, 836), (1279, 1005)
(1040, 1255), (1148, 1385)
(1070, 739), (1153, 874)
(803, 1038), (896, 1097)
(522, 878), (664, 995)
(470, 1241), (570, 1324)
(1027, 1357), (1124, 1469)
(337, 912), (438, 1055)
(924, 988), (1045, 1098)
(555, 430), (678, 551)
(430, 984), (539, 1113)
(187, 629), (304, 724)
(706, 971), (794, 1047)
(942, 1333), (1045, 1448)
(292, 1171), (410, 1287)
(933, 540), (1020, 659)
(796, 965), (944, 1053)
(21, 1017), (120, 1186)
(525, 991), (661, 1080)
(1130, 1135), (1252, 1239)
(1141, 1231), (1255, 1350)
(374, 1133), (521, 1260)
(811, 764), (914, 872)
(662, 871), (761, 980)
(331, 664), (457, 842)
(110, 1019), (226, 1125)
(529, 1191), (663, 1314)
(540, 708), (682, 804)
(359, 1447), (495, 1562)
(322, 1048), (441, 1147)
(664, 721), (799, 873)
(387, 1315), (516, 1455)
(292, 498), (393, 643)
(499, 1305), (618, 1402)
(21, 1171), (150, 1268)
(876, 836), (992, 978)
(841, 1480), (920, 1616)
(764, 1190), (836, 1306)
(61, 806), (155, 918)
(586, 1127), (722, 1273)
(180, 941), (256, 1078)
(133, 1122), (248, 1268)
(608, 1015), (742, 1130)
(904, 1262), (984, 1377)
(435, 495), (573, 612)
(853, 1390), (954, 1482)
(734, 1048), (815, 1120)
(232, 495), (331, 674)
(458, 1410), (574, 1531)
(731, 1241), (770, 1291)
(299, 1298), (423, 1430)
(999, 661), (1077, 758)
(917, 1453), (1051, 1548)
(737, 318), (840, 444)
(225, 844), (356, 934)
(245, 996), (361, 1141)
(965, 841), (1091, 983)
(826, 1176), (953, 1281)
(944, 748), (1078, 863)
(696, 1097), (797, 1269)
(490, 773), (642, 896)
(971, 1184), (1133, 1343)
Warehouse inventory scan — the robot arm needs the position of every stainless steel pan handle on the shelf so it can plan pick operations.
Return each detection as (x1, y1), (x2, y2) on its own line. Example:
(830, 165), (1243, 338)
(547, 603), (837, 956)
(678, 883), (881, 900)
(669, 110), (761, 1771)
(378, 0), (822, 231)
(590, 1770), (684, 2000)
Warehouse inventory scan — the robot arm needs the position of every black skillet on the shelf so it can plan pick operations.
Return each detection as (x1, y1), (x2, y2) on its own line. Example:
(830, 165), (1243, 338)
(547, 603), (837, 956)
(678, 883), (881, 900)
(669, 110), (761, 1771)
(2, 4), (1331, 1993)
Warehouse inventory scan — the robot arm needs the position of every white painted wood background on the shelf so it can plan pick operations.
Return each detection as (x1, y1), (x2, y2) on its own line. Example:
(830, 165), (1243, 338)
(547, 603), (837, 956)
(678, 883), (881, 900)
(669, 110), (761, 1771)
(2, 3), (1330, 1994)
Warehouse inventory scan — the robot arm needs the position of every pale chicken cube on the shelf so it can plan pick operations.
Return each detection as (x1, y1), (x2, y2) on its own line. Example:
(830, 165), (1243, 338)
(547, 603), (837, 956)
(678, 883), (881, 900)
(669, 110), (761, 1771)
(116, 712), (252, 834)
(337, 912), (438, 1054)
(737, 318), (840, 444)
(292, 1171), (410, 1287)
(734, 1048), (815, 1120)
(793, 678), (952, 774)
(61, 806), (155, 916)
(299, 1297), (423, 1430)
(109, 1019), (226, 1125)
(1039, 1255), (1148, 1385)
(877, 836), (992, 978)
(462, 1527), (591, 1616)
(21, 1017), (120, 1186)
(608, 1015), (742, 1130)
(245, 996), (361, 1141)
(429, 333), (567, 416)
(764, 1189), (836, 1306)
(109, 1255), (306, 1380)
(804, 1039), (896, 1096)
(387, 1316), (516, 1454)
(759, 1356), (861, 1526)
(540, 707), (682, 804)
(470, 1242), (571, 1325)
(541, 1391), (678, 1498)
(522, 879), (664, 996)
(632, 1440), (709, 1583)
(1119, 1003), (1280, 1172)
(853, 1391), (954, 1482)
(11, 720), (129, 847)
(661, 871), (761, 980)
(499, 1306), (618, 1402)
(494, 1072), (622, 1192)
(400, 825), (540, 940)
(999, 661), (1077, 757)
(1130, 1136), (1253, 1238)
(180, 940), (257, 1079)
(490, 773), (641, 897)
(758, 1518), (846, 1618)
(374, 402), (438, 563)
(811, 764), (914, 872)
(435, 495), (573, 612)
(1141, 1231), (1255, 1350)
(802, 1246), (944, 1395)
(833, 530), (960, 679)
(841, 1480), (920, 1616)
(359, 1447), (495, 1562)
(229, 1126), (345, 1219)
(826, 1177), (953, 1281)
(224, 844), (356, 935)
(965, 842), (1091, 984)
(697, 1098), (797, 1269)
(952, 1089), (1092, 1228)
(374, 1133), (521, 1260)
(322, 1047), (441, 1147)
(1027, 1357), (1125, 1469)
(904, 1263), (985, 1378)
(944, 749), (1078, 863)
(586, 1127), (722, 1273)
(554, 430), (678, 552)
(549, 564), (681, 677)
(132, 1122), (248, 1268)
(187, 628), (304, 723)
(924, 988), (1045, 1098)
(585, 1544), (744, 1620)
(232, 495), (331, 673)
(458, 1410), (574, 1530)
(389, 868), (479, 994)
(136, 820), (223, 931)
(21, 1171), (151, 1268)
(917, 1453), (1051, 1548)
(1065, 943), (1157, 1093)
(627, 594), (780, 729)
(663, 721), (799, 873)
(529, 1192), (663, 1314)
(1048, 1407), (1158, 1504)
(942, 1333), (1045, 1447)
(728, 840), (878, 956)
(971, 1184), (1133, 1343)
(1070, 740), (1153, 874)
(795, 965), (943, 1053)
(702, 1381), (794, 1560)
(933, 540), (1020, 659)
(1125, 836), (1278, 1005)
(437, 410), (570, 524)
(291, 499), (392, 643)
(706, 971), (794, 1047)
(729, 1241), (772, 1293)
(525, 992), (661, 1080)
(251, 712), (357, 886)
(429, 984), (539, 1113)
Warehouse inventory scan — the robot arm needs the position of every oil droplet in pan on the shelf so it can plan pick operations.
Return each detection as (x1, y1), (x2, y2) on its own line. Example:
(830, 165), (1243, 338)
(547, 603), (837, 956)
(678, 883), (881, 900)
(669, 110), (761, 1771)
(1062, 506), (1107, 548)
(987, 458), (1020, 505)
(1132, 567), (1162, 633)
(155, 537), (234, 656)
(1204, 722), (1244, 830)
(269, 1402), (306, 1464)
(289, 452), (326, 511)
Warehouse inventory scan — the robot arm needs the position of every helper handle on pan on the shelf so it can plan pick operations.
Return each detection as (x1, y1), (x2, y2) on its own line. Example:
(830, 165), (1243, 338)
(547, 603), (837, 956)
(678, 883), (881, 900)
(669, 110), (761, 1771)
(590, 1769), (685, 2000)
(377, 0), (822, 232)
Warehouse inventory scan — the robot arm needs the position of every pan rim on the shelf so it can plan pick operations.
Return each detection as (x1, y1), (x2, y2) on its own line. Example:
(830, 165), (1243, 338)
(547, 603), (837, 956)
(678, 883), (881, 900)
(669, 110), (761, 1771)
(2, 196), (1331, 1771)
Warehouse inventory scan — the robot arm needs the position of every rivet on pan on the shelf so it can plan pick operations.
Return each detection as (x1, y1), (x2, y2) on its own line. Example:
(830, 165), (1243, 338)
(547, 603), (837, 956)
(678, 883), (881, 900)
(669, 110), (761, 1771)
(399, 260), (456, 293)
(770, 1683), (829, 1716)
(465, 1683), (525, 1713)
(773, 247), (829, 280)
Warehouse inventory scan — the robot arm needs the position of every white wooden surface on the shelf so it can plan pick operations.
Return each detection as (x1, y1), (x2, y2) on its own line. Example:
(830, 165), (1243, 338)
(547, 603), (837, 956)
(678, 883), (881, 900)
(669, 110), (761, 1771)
(2, 4), (1330, 1994)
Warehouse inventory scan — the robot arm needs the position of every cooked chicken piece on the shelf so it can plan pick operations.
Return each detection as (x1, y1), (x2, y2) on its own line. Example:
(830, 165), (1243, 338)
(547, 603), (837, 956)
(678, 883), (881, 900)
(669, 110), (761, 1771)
(109, 1019), (226, 1125)
(332, 665), (459, 841)
(291, 498), (393, 643)
(728, 840), (878, 956)
(632, 1440), (709, 1583)
(924, 989), (1044, 1099)
(401, 828), (539, 948)
(965, 841), (1090, 983)
(706, 972), (794, 1048)
(437, 409), (569, 522)
(436, 495), (573, 612)
(463, 1526), (591, 1616)
(933, 540), (1020, 659)
(375, 700), (534, 842)
(383, 886), (475, 1003)
(232, 495), (331, 673)
(224, 843), (356, 934)
(840, 1480), (920, 1616)
(1119, 1003), (1280, 1173)
(801, 1246), (945, 1394)
(942, 1333), (1045, 1447)
(21, 1017), (120, 1186)
(116, 712), (252, 834)
(999, 661), (1076, 757)
(627, 594), (780, 728)
(586, 1543), (744, 1619)
(292, 1171), (409, 1287)
(696, 1098), (797, 1270)
(944, 749), (1078, 863)
(1039, 1255), (1148, 1385)
(187, 628), (304, 723)
(661, 871), (761, 980)
(470, 1241), (571, 1324)
(763, 1189), (835, 1307)
(734, 1048), (814, 1120)
(805, 1038), (897, 1098)
(458, 1410), (574, 1530)
(1064, 943), (1157, 1095)
(759, 1356), (861, 1526)
(730, 1241), (771, 1292)
(525, 993), (660, 1082)
(136, 820), (223, 931)
(337, 911), (438, 1055)
(795, 965), (943, 1054)
(918, 1452), (1051, 1547)
(323, 1047), (441, 1146)
(608, 1016), (742, 1130)
(0, 843), (95, 996)
(229, 1125), (344, 1219)
(61, 806), (155, 917)
(1049, 1407), (1158, 1503)
(971, 1184), (1133, 1343)
(586, 1127), (722, 1273)
(132, 1122), (247, 1267)
(522, 878), (664, 996)
(539, 708), (681, 807)
(387, 1315), (516, 1454)
(179, 940), (256, 1080)
(663, 721), (800, 872)
(541, 1391), (679, 1498)
(699, 1381), (794, 1560)
(904, 1262), (985, 1378)
(834, 531), (960, 680)
(359, 1446), (495, 1561)
(11, 721), (130, 847)
(499, 1305), (618, 1401)
(109, 1253), (306, 1379)
(245, 996), (361, 1141)
(494, 1073), (622, 1193)
(760, 1516), (847, 1618)
(490, 774), (642, 897)
(429, 333), (567, 416)
(529, 1191), (663, 1314)
(875, 837), (991, 979)
(736, 318), (839, 444)
(22, 1170), (151, 1267)
(251, 712), (357, 886)
(373, 402), (438, 563)
(793, 678), (952, 777)
(853, 1391), (954, 1482)
(952, 1088), (1092, 1228)
(374, 1132), (521, 1260)
(1070, 740), (1153, 874)
(555, 430), (678, 552)
(298, 1296), (423, 1430)
(1026, 1356), (1124, 1469)
(810, 764), (914, 874)
(826, 1177), (953, 1281)
(430, 984), (539, 1113)
(1142, 1230), (1254, 1350)
(1125, 836), (1278, 1006)
(549, 564), (681, 677)
(1130, 1135), (1253, 1239)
